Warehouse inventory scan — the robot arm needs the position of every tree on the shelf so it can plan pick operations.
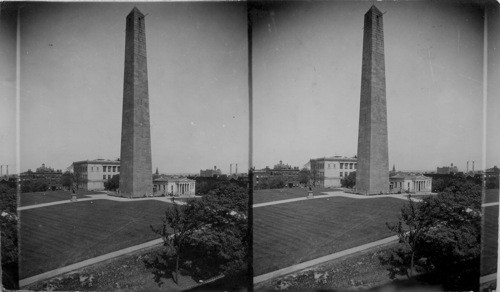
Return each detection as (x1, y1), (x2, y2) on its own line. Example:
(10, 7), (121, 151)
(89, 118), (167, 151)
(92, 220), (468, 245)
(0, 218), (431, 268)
(150, 202), (196, 284)
(20, 178), (49, 193)
(380, 178), (481, 290)
(60, 171), (74, 189)
(73, 167), (87, 189)
(380, 195), (426, 279)
(268, 175), (286, 189)
(0, 182), (18, 290)
(147, 183), (248, 287)
(341, 171), (356, 188)
(297, 168), (311, 185)
(310, 167), (324, 187)
(104, 174), (119, 191)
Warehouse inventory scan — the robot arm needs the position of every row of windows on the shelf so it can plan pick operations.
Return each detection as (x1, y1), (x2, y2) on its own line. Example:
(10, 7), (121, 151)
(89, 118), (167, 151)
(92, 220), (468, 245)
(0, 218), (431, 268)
(86, 165), (120, 172)
(323, 162), (357, 170)
(103, 166), (119, 173)
(339, 163), (356, 170)
(103, 175), (113, 180)
(339, 172), (352, 177)
(76, 165), (119, 173)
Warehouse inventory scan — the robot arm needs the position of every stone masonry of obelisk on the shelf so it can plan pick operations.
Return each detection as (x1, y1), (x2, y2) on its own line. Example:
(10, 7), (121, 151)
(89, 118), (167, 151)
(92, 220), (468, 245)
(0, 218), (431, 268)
(119, 7), (153, 198)
(355, 5), (389, 195)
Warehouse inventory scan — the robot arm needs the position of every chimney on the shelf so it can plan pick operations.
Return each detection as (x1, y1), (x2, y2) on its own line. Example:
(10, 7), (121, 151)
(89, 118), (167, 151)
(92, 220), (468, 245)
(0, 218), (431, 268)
(473, 161), (475, 172)
(230, 164), (232, 175)
(467, 161), (469, 173)
(6, 165), (8, 176)
(214, 165), (216, 170)
(236, 163), (238, 174)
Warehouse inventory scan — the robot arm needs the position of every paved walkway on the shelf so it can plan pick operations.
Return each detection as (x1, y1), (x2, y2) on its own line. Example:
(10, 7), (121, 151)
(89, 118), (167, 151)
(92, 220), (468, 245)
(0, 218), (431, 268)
(19, 238), (164, 287)
(254, 235), (399, 284)
(18, 194), (196, 211)
(482, 202), (499, 207)
(254, 191), (425, 208)
(480, 273), (497, 285)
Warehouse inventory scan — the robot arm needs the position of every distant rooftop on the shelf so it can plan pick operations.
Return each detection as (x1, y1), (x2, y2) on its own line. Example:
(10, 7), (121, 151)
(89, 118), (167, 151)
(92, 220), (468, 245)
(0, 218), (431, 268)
(73, 159), (120, 165)
(310, 156), (357, 162)
(390, 171), (430, 180)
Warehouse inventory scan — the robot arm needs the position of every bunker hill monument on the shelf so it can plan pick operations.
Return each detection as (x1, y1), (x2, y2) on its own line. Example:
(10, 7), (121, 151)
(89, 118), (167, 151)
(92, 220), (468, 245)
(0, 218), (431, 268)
(356, 5), (389, 195)
(119, 7), (153, 198)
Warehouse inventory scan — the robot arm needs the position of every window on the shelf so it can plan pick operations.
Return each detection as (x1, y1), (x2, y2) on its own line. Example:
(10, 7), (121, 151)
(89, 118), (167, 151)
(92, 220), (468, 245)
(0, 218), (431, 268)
(103, 175), (106, 180)
(103, 166), (106, 173)
(340, 172), (343, 177)
(350, 163), (353, 169)
(340, 163), (343, 169)
(108, 175), (111, 179)
(345, 172), (348, 177)
(113, 166), (116, 172)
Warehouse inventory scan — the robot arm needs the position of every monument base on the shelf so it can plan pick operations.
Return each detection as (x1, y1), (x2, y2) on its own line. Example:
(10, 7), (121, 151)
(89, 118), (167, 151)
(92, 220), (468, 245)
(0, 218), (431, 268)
(307, 191), (314, 199)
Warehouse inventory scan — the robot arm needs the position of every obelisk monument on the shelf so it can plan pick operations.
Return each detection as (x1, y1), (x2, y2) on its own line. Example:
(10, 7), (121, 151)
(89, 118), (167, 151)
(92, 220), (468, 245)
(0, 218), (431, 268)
(356, 5), (389, 195)
(119, 7), (153, 198)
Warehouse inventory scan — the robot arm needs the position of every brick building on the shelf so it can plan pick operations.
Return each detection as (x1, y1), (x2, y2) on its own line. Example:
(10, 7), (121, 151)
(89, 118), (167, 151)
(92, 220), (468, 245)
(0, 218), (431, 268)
(436, 163), (459, 174)
(200, 166), (222, 178)
(20, 163), (63, 190)
(254, 160), (300, 188)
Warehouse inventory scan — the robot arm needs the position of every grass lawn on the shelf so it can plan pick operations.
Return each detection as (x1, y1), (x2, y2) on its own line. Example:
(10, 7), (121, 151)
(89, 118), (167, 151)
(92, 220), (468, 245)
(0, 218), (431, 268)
(19, 190), (103, 207)
(253, 187), (336, 204)
(483, 188), (499, 204)
(19, 200), (172, 279)
(253, 196), (406, 275)
(481, 203), (498, 276)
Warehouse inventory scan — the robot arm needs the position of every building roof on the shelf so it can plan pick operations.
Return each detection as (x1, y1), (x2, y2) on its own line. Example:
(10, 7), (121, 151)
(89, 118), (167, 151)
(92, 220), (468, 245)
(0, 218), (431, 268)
(310, 156), (357, 162)
(73, 159), (120, 165)
(153, 176), (195, 183)
(390, 172), (431, 181)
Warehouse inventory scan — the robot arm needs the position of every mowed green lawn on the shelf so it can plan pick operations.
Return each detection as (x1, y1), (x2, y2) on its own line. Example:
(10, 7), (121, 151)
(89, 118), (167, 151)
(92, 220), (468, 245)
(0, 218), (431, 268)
(253, 187), (336, 204)
(19, 190), (102, 207)
(253, 196), (406, 275)
(19, 200), (171, 279)
(483, 188), (499, 204)
(481, 202), (498, 276)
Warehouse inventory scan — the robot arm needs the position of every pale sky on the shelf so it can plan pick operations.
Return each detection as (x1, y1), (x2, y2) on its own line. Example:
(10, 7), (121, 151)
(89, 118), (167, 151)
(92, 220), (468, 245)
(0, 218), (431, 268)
(0, 6), (17, 176)
(486, 3), (500, 171)
(252, 1), (487, 172)
(4, 2), (248, 174)
(1, 1), (498, 175)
